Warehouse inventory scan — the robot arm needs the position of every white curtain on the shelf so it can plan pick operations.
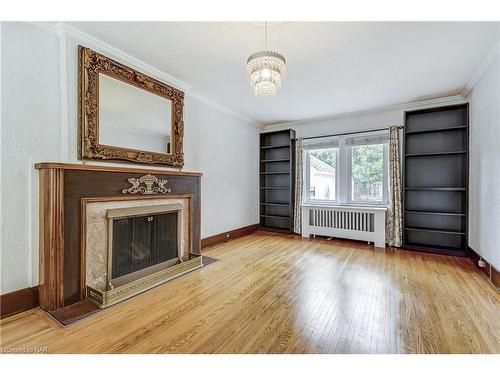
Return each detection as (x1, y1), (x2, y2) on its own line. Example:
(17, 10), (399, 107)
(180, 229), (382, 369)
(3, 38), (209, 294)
(293, 138), (303, 234)
(386, 126), (403, 247)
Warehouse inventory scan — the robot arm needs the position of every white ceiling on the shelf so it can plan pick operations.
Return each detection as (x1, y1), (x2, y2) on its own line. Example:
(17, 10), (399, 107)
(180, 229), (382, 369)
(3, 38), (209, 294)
(68, 22), (500, 125)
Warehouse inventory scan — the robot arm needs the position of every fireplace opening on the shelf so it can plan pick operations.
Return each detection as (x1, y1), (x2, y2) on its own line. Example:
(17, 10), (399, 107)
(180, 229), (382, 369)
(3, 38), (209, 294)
(112, 211), (178, 278)
(106, 204), (183, 290)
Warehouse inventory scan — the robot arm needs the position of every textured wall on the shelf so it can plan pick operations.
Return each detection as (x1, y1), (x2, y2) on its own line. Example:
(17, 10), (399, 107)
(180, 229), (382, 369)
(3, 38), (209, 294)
(0, 22), (259, 294)
(467, 51), (500, 270)
(0, 23), (61, 294)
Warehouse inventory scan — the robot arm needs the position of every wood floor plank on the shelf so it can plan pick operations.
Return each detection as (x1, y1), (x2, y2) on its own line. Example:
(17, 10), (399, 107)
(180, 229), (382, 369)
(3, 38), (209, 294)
(0, 231), (499, 354)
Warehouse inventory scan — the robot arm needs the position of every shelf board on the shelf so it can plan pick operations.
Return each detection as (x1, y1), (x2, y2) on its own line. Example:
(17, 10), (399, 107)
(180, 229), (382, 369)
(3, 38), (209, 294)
(403, 243), (466, 257)
(260, 144), (291, 149)
(260, 159), (290, 163)
(259, 225), (292, 234)
(260, 172), (290, 175)
(405, 151), (466, 157)
(260, 214), (291, 219)
(405, 125), (467, 135)
(260, 203), (291, 207)
(404, 227), (465, 235)
(405, 210), (466, 217)
(260, 186), (291, 190)
(405, 187), (466, 191)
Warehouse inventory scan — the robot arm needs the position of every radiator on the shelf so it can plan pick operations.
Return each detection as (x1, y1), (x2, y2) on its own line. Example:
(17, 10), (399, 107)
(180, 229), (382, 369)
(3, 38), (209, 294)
(301, 204), (387, 248)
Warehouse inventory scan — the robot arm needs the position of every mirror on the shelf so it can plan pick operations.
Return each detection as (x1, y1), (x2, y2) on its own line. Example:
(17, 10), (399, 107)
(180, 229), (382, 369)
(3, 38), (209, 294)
(99, 74), (172, 154)
(78, 46), (185, 167)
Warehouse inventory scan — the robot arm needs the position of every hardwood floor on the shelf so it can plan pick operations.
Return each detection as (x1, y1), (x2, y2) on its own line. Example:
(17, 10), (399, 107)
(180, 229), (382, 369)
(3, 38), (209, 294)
(1, 231), (499, 354)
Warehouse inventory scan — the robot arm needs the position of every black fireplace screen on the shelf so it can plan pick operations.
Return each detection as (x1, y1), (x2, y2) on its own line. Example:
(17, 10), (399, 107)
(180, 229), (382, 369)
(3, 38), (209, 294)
(111, 211), (178, 280)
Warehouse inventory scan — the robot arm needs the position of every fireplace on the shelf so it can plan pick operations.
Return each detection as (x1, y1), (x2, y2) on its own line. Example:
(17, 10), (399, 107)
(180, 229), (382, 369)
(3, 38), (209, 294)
(107, 204), (183, 290)
(84, 196), (201, 308)
(36, 163), (203, 314)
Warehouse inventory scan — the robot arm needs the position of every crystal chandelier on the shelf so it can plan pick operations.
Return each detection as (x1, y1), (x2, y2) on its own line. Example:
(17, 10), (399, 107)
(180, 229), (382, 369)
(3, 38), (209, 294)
(246, 22), (286, 97)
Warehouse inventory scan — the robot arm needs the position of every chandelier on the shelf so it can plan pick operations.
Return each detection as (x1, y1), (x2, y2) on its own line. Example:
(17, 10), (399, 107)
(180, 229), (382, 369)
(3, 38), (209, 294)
(246, 22), (286, 97)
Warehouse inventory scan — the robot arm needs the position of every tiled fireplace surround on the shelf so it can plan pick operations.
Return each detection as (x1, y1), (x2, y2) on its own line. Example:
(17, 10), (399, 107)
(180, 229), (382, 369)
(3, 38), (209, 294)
(85, 198), (190, 292)
(36, 163), (202, 316)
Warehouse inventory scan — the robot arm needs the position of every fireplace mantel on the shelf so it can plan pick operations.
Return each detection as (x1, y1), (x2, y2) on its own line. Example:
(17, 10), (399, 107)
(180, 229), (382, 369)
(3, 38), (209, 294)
(36, 162), (202, 176)
(36, 162), (202, 312)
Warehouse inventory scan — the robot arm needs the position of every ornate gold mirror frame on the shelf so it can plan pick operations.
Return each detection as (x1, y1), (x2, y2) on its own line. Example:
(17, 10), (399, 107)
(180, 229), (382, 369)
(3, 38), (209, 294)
(78, 46), (185, 167)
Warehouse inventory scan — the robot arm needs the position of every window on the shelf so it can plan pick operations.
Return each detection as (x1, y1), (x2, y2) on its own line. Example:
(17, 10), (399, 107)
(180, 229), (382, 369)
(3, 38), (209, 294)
(304, 138), (339, 203)
(303, 131), (388, 206)
(350, 144), (385, 203)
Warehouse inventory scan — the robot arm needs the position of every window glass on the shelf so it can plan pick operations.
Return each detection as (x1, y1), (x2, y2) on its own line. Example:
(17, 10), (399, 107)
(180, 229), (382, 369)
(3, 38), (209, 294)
(308, 148), (337, 201)
(350, 144), (384, 203)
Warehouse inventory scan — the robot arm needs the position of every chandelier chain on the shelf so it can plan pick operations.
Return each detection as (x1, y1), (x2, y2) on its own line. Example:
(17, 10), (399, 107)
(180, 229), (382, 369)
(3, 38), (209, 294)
(265, 21), (268, 50)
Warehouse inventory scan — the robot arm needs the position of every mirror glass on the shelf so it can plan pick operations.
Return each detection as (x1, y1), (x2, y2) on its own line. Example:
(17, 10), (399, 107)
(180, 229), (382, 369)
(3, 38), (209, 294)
(98, 73), (172, 154)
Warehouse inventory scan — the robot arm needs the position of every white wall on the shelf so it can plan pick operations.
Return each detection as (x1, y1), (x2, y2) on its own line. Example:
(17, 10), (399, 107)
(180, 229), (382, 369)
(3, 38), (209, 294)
(0, 22), (259, 294)
(467, 47), (500, 271)
(1, 23), (62, 294)
(184, 96), (259, 237)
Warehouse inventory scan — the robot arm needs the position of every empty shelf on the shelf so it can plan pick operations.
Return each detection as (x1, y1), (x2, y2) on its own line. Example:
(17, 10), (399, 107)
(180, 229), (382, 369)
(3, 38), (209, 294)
(405, 187), (466, 191)
(405, 210), (466, 216)
(405, 125), (467, 135)
(260, 214), (291, 219)
(405, 151), (466, 157)
(260, 144), (291, 149)
(404, 227), (465, 235)
(260, 203), (291, 207)
(260, 159), (290, 163)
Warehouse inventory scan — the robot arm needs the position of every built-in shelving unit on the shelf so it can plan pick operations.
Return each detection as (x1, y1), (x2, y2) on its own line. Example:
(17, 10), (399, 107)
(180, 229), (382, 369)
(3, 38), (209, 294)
(403, 104), (469, 256)
(259, 129), (296, 233)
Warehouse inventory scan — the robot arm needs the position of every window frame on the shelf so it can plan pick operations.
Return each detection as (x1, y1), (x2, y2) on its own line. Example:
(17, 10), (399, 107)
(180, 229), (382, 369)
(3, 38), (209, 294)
(303, 130), (389, 207)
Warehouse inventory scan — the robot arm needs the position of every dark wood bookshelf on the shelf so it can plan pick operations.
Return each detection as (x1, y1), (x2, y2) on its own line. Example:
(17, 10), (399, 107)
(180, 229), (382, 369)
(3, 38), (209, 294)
(259, 129), (296, 233)
(402, 104), (469, 256)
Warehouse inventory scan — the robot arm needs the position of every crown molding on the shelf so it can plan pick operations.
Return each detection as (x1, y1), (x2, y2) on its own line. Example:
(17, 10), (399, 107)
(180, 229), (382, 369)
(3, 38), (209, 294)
(30, 22), (260, 128)
(461, 38), (500, 98)
(264, 95), (465, 130)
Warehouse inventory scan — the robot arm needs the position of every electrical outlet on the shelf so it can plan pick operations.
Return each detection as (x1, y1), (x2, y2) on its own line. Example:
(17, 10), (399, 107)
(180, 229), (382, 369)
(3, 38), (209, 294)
(478, 259), (486, 268)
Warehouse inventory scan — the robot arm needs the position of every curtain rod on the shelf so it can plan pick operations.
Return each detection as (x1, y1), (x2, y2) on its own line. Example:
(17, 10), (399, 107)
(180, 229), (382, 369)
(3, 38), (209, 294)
(300, 125), (403, 140)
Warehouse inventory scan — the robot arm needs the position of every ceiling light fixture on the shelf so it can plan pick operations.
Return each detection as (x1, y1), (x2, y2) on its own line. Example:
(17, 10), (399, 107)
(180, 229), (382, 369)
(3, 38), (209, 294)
(246, 21), (286, 97)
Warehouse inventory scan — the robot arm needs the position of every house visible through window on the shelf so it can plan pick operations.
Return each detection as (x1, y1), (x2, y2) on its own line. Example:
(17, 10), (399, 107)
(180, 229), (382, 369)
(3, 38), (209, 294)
(308, 148), (337, 201)
(304, 131), (388, 205)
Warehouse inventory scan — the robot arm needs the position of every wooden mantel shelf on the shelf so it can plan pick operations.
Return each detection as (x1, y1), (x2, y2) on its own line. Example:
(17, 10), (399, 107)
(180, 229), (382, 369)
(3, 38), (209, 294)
(35, 162), (203, 177)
